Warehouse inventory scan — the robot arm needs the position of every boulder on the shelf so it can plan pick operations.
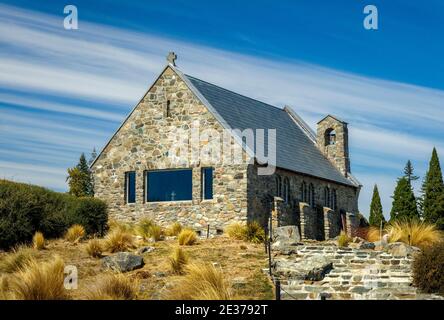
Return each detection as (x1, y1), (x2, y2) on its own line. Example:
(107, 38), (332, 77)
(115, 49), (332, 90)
(386, 242), (420, 257)
(102, 252), (144, 272)
(273, 254), (333, 281)
(137, 246), (155, 254)
(272, 226), (301, 244)
(359, 241), (376, 250)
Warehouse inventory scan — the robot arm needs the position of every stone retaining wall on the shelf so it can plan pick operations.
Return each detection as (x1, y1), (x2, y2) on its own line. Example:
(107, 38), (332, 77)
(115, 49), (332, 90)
(272, 244), (443, 300)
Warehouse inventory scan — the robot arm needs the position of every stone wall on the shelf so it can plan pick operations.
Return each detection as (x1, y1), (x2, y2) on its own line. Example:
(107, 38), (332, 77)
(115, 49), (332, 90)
(92, 67), (249, 233)
(272, 244), (443, 300)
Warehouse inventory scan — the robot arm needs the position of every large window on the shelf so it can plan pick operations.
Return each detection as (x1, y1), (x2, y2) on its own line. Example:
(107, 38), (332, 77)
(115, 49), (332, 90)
(125, 171), (136, 204)
(146, 169), (192, 202)
(201, 167), (213, 200)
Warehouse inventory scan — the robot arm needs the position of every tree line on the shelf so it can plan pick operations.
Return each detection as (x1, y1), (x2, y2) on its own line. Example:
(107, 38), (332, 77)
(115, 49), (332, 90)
(66, 148), (97, 197)
(369, 147), (444, 229)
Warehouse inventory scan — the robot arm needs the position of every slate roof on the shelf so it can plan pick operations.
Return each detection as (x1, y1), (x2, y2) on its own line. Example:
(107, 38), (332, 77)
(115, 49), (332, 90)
(185, 74), (356, 187)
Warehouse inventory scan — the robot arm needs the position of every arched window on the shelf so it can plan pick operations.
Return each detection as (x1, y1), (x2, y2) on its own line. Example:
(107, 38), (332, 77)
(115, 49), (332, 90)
(324, 187), (330, 208)
(282, 177), (290, 203)
(166, 100), (171, 118)
(275, 175), (282, 197)
(332, 189), (338, 211)
(325, 128), (336, 146)
(301, 181), (307, 202)
(308, 183), (315, 207)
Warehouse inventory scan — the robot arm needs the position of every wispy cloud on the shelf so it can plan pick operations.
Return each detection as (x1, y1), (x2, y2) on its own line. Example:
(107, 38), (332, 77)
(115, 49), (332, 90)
(0, 3), (442, 218)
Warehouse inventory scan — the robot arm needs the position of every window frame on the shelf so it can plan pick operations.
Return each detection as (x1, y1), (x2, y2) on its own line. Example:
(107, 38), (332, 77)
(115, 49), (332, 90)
(201, 167), (214, 200)
(124, 171), (136, 204)
(145, 168), (193, 203)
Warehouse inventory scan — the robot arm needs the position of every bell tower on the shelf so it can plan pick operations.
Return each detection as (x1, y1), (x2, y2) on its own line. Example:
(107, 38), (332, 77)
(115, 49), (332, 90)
(316, 115), (350, 176)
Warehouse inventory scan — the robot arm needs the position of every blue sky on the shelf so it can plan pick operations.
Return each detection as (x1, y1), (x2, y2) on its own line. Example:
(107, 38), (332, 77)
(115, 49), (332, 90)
(1, 1), (443, 218)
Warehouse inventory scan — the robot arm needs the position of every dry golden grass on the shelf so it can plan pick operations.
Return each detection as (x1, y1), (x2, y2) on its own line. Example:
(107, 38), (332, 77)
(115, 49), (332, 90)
(225, 222), (245, 240)
(169, 247), (188, 275)
(337, 231), (350, 247)
(166, 222), (182, 236)
(104, 229), (135, 253)
(32, 232), (45, 250)
(367, 226), (383, 242)
(164, 263), (232, 300)
(8, 256), (69, 300)
(135, 218), (154, 240)
(386, 220), (442, 249)
(178, 229), (198, 246)
(108, 219), (135, 234)
(149, 225), (164, 242)
(225, 222), (265, 244)
(0, 275), (10, 299)
(65, 224), (86, 243)
(0, 246), (35, 273)
(85, 238), (103, 258)
(84, 273), (138, 300)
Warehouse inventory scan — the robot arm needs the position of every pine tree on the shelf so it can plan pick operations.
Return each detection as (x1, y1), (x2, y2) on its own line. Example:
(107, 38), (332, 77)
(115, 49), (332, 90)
(404, 160), (419, 185)
(369, 184), (385, 226)
(390, 177), (419, 221)
(422, 148), (444, 229)
(88, 147), (97, 166)
(67, 153), (94, 197)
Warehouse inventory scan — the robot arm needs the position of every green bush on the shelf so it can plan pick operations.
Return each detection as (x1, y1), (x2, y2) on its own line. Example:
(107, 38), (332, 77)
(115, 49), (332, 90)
(0, 179), (108, 250)
(413, 241), (444, 294)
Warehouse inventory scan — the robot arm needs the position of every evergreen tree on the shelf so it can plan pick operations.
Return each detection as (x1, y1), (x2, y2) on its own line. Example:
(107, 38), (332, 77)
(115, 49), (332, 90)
(67, 153), (94, 197)
(422, 148), (444, 229)
(390, 177), (419, 221)
(369, 184), (385, 226)
(404, 160), (419, 185)
(88, 147), (97, 166)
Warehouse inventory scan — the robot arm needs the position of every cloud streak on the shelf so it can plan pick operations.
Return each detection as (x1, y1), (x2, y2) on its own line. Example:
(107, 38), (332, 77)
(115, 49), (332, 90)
(0, 3), (443, 218)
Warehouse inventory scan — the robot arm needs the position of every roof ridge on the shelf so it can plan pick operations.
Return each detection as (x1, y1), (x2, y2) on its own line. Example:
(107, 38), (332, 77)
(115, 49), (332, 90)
(184, 74), (285, 112)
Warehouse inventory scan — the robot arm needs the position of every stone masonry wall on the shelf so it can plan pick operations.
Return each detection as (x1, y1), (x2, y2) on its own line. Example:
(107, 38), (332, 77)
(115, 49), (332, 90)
(273, 244), (443, 300)
(92, 67), (249, 232)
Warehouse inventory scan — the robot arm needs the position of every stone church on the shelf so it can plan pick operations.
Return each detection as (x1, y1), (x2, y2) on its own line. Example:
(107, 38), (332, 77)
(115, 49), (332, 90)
(91, 53), (361, 240)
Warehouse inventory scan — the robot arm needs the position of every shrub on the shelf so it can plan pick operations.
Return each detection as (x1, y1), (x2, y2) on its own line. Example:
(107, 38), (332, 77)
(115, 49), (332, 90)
(243, 222), (266, 244)
(0, 179), (107, 250)
(225, 223), (245, 240)
(104, 229), (135, 253)
(9, 256), (69, 300)
(386, 220), (442, 249)
(169, 247), (188, 275)
(65, 224), (85, 243)
(165, 263), (231, 300)
(0, 246), (35, 273)
(178, 229), (198, 246)
(413, 241), (444, 294)
(33, 232), (45, 250)
(166, 222), (182, 236)
(225, 221), (265, 244)
(135, 218), (154, 240)
(85, 273), (138, 300)
(86, 238), (103, 258)
(337, 231), (350, 247)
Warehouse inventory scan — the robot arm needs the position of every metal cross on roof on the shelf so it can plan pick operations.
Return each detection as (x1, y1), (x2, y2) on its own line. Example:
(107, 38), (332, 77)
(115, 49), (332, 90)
(167, 51), (177, 66)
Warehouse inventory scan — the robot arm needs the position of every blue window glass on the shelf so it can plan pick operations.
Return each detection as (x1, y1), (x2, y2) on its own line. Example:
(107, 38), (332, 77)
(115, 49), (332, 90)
(202, 167), (213, 200)
(125, 171), (136, 203)
(146, 169), (192, 202)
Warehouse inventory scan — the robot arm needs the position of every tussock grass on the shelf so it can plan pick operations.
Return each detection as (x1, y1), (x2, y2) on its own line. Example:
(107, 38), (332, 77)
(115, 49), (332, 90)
(108, 219), (135, 234)
(135, 218), (154, 240)
(165, 263), (232, 300)
(386, 220), (442, 249)
(149, 225), (164, 242)
(169, 247), (188, 275)
(337, 231), (350, 247)
(32, 232), (45, 250)
(0, 246), (35, 273)
(104, 229), (135, 253)
(367, 226), (383, 242)
(178, 229), (198, 246)
(225, 221), (265, 244)
(84, 273), (138, 300)
(0, 275), (10, 299)
(166, 222), (182, 236)
(8, 256), (69, 300)
(65, 224), (86, 243)
(85, 238), (103, 258)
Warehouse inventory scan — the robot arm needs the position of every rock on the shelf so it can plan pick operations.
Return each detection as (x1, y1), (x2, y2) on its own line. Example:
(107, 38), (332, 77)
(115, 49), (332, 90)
(232, 277), (247, 289)
(359, 241), (376, 250)
(272, 226), (301, 243)
(274, 254), (333, 281)
(102, 252), (145, 272)
(137, 246), (155, 254)
(386, 242), (420, 257)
